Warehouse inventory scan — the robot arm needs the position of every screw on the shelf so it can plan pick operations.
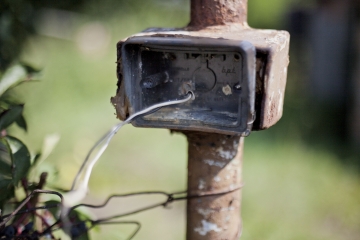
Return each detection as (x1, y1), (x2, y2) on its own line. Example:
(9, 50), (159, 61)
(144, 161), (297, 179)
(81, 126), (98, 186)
(234, 83), (241, 91)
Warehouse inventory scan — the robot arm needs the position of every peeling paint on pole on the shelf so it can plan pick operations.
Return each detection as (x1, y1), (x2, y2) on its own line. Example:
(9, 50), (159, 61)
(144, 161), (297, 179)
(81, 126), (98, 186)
(185, 132), (243, 240)
(194, 220), (222, 236)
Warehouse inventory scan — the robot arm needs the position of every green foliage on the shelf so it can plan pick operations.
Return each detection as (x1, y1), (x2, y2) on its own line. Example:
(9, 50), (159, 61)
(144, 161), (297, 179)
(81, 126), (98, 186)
(0, 64), (36, 208)
(7, 136), (31, 185)
(0, 0), (87, 70)
(0, 105), (24, 131)
(0, 178), (14, 208)
(0, 63), (86, 238)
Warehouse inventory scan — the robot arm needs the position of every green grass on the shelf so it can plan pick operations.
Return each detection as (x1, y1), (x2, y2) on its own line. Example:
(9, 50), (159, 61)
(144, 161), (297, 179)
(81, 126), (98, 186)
(242, 135), (360, 240)
(10, 1), (360, 239)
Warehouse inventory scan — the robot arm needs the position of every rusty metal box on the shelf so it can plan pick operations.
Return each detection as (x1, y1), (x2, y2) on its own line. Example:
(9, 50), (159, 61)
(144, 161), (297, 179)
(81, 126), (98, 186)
(117, 36), (256, 135)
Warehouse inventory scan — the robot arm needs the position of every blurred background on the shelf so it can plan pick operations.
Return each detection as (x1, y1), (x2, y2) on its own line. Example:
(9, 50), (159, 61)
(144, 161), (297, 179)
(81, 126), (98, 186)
(1, 0), (360, 239)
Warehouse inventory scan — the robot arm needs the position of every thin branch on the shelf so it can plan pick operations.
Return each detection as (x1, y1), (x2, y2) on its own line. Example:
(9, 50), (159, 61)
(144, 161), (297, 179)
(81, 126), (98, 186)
(0, 204), (59, 219)
(13, 178), (32, 227)
(31, 172), (48, 206)
(0, 189), (63, 228)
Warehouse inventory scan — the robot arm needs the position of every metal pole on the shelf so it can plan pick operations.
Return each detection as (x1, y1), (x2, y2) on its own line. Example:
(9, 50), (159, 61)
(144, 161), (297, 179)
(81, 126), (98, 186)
(185, 132), (244, 240)
(184, 1), (247, 239)
(189, 0), (248, 27)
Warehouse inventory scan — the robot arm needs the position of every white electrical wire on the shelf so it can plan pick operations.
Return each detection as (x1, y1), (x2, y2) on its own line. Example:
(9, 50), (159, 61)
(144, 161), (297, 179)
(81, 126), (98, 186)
(63, 91), (194, 208)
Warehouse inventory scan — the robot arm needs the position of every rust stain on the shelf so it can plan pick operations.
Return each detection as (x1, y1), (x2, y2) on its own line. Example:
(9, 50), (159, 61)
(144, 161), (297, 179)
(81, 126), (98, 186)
(185, 132), (243, 240)
(189, 0), (248, 28)
(111, 42), (130, 120)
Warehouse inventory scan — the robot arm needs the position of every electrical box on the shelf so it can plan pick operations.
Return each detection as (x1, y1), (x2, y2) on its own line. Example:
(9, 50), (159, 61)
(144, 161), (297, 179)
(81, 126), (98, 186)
(116, 36), (256, 135)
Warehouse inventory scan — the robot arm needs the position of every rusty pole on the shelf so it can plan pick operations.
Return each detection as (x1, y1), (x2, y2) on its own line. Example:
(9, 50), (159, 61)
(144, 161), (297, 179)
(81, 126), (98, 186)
(189, 0), (248, 27)
(184, 1), (247, 239)
(185, 132), (244, 240)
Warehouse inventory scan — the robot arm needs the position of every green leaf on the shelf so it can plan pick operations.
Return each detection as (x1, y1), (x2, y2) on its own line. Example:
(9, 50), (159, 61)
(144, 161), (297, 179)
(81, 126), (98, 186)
(0, 177), (14, 208)
(0, 64), (41, 97)
(0, 105), (24, 130)
(0, 160), (11, 177)
(6, 136), (31, 185)
(0, 64), (27, 96)
(0, 139), (16, 207)
(15, 114), (27, 131)
(0, 138), (12, 177)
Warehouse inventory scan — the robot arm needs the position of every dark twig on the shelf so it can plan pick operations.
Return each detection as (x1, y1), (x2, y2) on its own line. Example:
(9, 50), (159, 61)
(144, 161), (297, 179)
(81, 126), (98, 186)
(13, 178), (32, 227)
(0, 204), (59, 219)
(31, 172), (48, 207)
(0, 189), (63, 228)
